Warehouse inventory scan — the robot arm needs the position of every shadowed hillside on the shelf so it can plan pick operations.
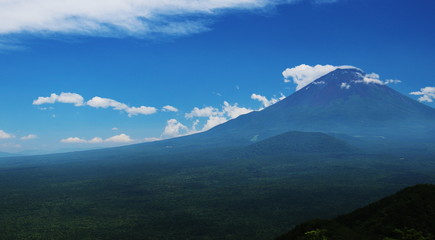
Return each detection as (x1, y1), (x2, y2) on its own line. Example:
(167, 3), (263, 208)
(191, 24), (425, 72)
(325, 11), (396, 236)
(276, 184), (435, 240)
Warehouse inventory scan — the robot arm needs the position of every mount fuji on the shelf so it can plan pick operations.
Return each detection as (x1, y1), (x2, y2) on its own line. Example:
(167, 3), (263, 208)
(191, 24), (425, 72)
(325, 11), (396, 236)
(149, 67), (435, 151)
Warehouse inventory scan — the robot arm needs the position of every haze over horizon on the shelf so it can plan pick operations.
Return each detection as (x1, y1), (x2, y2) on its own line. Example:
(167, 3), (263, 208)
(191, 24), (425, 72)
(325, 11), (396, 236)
(0, 0), (434, 153)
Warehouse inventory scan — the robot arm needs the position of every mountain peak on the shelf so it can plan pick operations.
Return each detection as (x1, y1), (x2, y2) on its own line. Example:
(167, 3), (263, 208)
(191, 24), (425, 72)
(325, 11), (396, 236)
(309, 67), (365, 88)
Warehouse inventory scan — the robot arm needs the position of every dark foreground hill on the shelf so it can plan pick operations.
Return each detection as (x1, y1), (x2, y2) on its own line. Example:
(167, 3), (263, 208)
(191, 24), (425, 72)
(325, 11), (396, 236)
(276, 184), (435, 240)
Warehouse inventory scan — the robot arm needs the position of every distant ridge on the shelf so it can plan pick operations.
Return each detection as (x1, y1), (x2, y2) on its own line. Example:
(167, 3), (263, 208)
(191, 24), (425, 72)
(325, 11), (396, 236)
(0, 152), (17, 158)
(244, 131), (354, 156)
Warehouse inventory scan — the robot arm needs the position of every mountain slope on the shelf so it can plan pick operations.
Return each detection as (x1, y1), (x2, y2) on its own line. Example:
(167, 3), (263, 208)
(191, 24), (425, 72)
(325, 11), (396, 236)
(243, 131), (355, 156)
(276, 184), (435, 240)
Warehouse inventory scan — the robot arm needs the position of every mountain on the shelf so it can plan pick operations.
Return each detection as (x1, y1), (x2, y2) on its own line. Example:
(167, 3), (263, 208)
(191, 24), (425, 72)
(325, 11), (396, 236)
(130, 67), (435, 154)
(275, 184), (435, 240)
(203, 68), (435, 145)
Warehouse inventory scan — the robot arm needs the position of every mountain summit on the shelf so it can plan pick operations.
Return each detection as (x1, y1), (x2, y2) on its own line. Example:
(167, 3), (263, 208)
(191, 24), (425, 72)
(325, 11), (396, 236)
(201, 68), (435, 144)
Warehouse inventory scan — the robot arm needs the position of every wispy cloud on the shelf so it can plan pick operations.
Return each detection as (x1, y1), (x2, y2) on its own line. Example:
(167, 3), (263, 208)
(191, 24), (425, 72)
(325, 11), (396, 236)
(410, 87), (435, 103)
(162, 105), (179, 112)
(21, 134), (38, 140)
(251, 93), (285, 108)
(60, 133), (133, 143)
(143, 137), (161, 142)
(0, 0), (343, 48)
(0, 0), (296, 39)
(0, 130), (15, 139)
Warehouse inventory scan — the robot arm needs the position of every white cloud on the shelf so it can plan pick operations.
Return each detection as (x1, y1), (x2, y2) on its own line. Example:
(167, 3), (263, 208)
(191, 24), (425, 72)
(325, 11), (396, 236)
(112, 127), (119, 131)
(89, 137), (104, 143)
(384, 79), (402, 84)
(251, 93), (284, 108)
(33, 94), (58, 105)
(282, 64), (339, 91)
(86, 96), (157, 116)
(185, 106), (221, 119)
(251, 94), (270, 107)
(177, 101), (253, 135)
(185, 101), (252, 120)
(283, 64), (400, 91)
(143, 137), (161, 142)
(202, 116), (228, 131)
(0, 130), (14, 139)
(20, 134), (38, 140)
(162, 119), (189, 138)
(86, 96), (127, 109)
(33, 92), (84, 106)
(0, 143), (22, 151)
(161, 100), (254, 139)
(162, 105), (179, 112)
(60, 137), (87, 143)
(163, 92), (285, 139)
(353, 73), (402, 85)
(125, 106), (157, 117)
(410, 87), (435, 103)
(0, 0), (300, 42)
(105, 134), (133, 143)
(61, 134), (133, 143)
(34, 93), (157, 117)
(160, 118), (203, 139)
(222, 101), (252, 119)
(340, 82), (351, 90)
(362, 73), (384, 85)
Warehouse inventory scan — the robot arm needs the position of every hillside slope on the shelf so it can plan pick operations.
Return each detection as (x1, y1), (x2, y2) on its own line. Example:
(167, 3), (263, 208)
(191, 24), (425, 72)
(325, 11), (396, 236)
(276, 184), (435, 240)
(244, 131), (355, 156)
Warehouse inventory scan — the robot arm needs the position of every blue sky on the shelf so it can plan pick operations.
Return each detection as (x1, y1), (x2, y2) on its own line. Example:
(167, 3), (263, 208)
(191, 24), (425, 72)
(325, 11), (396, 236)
(0, 0), (434, 153)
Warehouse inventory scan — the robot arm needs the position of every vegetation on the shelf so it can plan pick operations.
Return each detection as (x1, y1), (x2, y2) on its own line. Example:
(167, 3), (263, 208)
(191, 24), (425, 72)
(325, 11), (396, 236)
(276, 184), (435, 240)
(0, 132), (434, 239)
